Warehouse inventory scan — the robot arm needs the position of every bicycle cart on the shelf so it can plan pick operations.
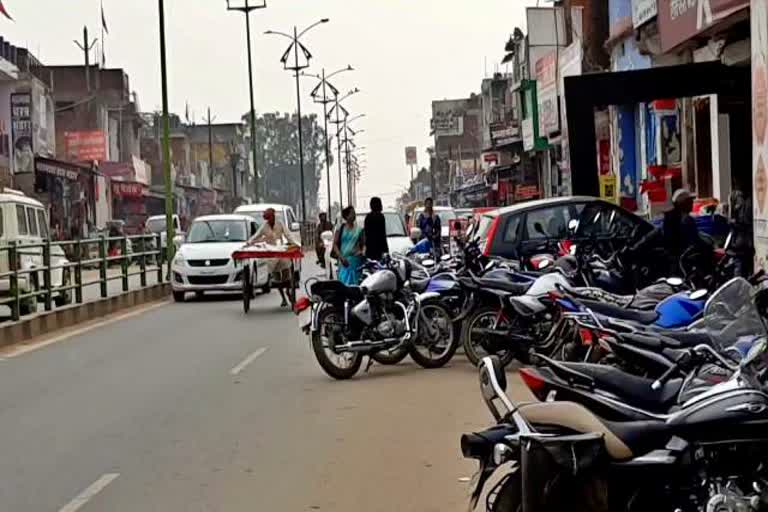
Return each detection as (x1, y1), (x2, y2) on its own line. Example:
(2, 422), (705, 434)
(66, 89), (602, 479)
(232, 244), (303, 313)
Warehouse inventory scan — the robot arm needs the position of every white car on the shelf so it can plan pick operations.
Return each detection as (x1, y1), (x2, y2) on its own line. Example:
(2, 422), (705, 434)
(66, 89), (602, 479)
(355, 210), (413, 255)
(171, 214), (268, 302)
(145, 214), (185, 250)
(0, 188), (71, 314)
(234, 203), (302, 243)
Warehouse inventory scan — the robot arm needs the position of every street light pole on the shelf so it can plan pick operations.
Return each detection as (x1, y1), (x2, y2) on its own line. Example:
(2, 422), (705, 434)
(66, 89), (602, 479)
(265, 19), (328, 222)
(227, 0), (266, 202)
(158, 0), (174, 267)
(321, 69), (332, 217)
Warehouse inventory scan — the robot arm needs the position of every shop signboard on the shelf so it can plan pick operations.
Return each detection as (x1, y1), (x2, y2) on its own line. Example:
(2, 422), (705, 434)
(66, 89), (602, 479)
(431, 100), (465, 137)
(405, 146), (418, 166)
(535, 51), (559, 137)
(490, 121), (520, 147)
(111, 181), (144, 198)
(752, 0), (768, 268)
(515, 184), (540, 200)
(658, 0), (749, 52)
(632, 0), (658, 28)
(558, 41), (582, 197)
(64, 131), (107, 163)
(10, 92), (32, 175)
(35, 158), (80, 181)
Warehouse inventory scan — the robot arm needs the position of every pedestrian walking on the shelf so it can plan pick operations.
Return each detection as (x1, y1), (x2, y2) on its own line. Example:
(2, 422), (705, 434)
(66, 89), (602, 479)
(364, 197), (389, 261)
(333, 206), (364, 286)
(315, 212), (334, 269)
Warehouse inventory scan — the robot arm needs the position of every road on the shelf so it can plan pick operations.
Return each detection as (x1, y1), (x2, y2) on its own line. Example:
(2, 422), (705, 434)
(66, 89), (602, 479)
(0, 263), (532, 512)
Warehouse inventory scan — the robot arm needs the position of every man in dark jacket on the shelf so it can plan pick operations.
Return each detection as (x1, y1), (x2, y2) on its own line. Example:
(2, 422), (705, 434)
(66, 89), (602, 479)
(364, 197), (389, 261)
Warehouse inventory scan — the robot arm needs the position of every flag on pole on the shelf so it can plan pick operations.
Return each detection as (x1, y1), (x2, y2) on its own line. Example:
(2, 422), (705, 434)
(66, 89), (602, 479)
(0, 1), (13, 20)
(101, 1), (108, 34)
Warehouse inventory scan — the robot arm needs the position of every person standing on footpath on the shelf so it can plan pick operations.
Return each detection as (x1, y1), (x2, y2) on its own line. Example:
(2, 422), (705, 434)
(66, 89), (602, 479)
(364, 197), (389, 261)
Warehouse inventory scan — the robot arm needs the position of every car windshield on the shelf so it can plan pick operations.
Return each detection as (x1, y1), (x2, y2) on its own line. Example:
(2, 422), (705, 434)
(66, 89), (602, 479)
(241, 209), (287, 226)
(146, 218), (166, 233)
(355, 212), (407, 237)
(187, 220), (248, 243)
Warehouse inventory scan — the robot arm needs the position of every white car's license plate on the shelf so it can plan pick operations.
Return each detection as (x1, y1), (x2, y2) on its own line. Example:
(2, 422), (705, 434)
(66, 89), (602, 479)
(298, 308), (312, 332)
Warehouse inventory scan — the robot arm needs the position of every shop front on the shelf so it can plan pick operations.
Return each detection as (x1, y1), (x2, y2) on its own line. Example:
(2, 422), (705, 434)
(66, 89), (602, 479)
(33, 156), (95, 240)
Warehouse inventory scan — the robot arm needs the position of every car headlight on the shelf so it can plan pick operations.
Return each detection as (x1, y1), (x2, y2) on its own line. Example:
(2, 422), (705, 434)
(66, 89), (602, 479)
(173, 253), (185, 266)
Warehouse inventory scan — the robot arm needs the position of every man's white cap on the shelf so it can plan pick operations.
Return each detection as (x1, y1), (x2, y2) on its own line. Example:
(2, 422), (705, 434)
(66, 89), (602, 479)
(672, 188), (694, 204)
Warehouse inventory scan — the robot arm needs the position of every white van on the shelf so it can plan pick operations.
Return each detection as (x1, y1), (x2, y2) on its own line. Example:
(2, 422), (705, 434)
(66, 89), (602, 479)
(0, 189), (71, 315)
(234, 203), (302, 243)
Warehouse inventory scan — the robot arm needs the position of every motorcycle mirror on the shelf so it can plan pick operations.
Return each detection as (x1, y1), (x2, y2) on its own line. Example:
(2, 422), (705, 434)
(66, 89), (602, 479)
(666, 277), (684, 287)
(724, 232), (733, 251)
(690, 289), (708, 301)
(422, 259), (435, 267)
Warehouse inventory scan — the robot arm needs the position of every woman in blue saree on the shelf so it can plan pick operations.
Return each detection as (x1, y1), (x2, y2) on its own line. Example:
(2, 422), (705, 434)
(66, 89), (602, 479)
(334, 206), (365, 285)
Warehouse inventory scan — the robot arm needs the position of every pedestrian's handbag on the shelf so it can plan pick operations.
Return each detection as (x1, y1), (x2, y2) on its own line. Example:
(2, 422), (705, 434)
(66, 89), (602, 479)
(330, 226), (342, 260)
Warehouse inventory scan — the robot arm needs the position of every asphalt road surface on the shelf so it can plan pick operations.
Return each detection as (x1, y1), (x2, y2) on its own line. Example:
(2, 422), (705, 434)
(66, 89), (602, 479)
(0, 267), (532, 512)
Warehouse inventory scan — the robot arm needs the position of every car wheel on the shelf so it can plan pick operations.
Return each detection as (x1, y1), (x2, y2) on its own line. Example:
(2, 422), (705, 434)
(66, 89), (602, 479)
(173, 291), (185, 302)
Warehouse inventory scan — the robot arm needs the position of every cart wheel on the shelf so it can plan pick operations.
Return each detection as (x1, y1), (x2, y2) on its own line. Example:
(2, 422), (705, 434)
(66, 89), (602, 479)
(243, 264), (252, 314)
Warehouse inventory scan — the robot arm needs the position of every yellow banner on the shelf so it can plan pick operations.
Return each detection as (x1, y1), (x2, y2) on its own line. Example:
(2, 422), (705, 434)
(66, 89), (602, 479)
(599, 175), (618, 204)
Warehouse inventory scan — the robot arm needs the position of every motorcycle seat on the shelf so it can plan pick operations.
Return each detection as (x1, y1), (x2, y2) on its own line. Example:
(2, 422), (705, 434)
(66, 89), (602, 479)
(650, 330), (714, 347)
(519, 401), (671, 460)
(618, 332), (683, 350)
(473, 277), (531, 295)
(563, 363), (682, 413)
(580, 299), (660, 325)
(311, 280), (363, 302)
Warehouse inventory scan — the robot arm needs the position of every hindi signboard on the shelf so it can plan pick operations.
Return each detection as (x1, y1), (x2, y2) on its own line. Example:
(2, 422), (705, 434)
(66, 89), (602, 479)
(64, 131), (107, 163)
(11, 93), (33, 174)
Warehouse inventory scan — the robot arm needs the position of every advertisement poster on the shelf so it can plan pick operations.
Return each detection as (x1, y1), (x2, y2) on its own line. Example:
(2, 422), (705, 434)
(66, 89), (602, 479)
(558, 42), (582, 197)
(405, 146), (417, 166)
(535, 51), (559, 136)
(11, 92), (33, 175)
(600, 175), (618, 204)
(752, 0), (768, 268)
(64, 131), (107, 163)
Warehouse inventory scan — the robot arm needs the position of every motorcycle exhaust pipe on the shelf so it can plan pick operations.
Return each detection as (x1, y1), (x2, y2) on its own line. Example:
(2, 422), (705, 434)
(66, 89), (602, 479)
(334, 338), (401, 352)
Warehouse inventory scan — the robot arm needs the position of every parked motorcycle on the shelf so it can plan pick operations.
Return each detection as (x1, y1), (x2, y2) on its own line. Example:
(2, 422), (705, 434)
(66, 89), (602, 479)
(298, 255), (458, 379)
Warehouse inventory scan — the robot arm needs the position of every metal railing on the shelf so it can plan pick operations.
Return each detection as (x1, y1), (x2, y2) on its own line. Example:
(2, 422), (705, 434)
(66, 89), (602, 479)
(0, 234), (166, 322)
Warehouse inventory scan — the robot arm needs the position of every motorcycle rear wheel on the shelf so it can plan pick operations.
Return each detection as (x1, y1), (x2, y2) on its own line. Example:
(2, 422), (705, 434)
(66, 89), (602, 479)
(461, 306), (516, 367)
(311, 307), (363, 380)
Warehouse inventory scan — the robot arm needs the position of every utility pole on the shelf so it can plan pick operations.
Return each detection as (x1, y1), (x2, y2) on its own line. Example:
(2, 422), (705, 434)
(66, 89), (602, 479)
(73, 26), (97, 92)
(158, 0), (174, 266)
(205, 107), (216, 188)
(334, 97), (345, 207)
(292, 26), (307, 221)
(227, 0), (267, 202)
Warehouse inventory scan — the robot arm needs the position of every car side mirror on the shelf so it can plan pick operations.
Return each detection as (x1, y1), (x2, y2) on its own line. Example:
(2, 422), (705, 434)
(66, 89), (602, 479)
(410, 227), (422, 241)
(291, 222), (301, 231)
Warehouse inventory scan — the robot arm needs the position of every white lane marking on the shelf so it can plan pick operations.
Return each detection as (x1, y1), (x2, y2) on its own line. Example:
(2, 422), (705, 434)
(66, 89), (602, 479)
(58, 473), (120, 512)
(230, 347), (269, 376)
(1, 301), (171, 359)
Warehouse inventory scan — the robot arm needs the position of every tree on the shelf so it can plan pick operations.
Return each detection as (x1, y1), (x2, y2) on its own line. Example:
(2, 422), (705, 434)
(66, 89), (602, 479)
(243, 111), (331, 219)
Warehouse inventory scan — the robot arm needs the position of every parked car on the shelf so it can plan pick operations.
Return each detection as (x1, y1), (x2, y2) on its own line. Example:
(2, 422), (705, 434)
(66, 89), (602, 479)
(473, 196), (654, 267)
(0, 188), (71, 314)
(354, 210), (414, 255)
(234, 203), (302, 243)
(145, 214), (185, 250)
(171, 214), (267, 302)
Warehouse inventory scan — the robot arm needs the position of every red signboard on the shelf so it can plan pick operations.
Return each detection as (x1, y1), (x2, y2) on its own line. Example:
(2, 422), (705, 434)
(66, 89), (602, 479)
(515, 184), (540, 200)
(658, 0), (749, 52)
(64, 131), (107, 162)
(111, 181), (144, 198)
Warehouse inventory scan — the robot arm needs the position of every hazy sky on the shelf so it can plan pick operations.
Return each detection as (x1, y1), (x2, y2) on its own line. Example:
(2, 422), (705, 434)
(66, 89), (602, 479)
(1, 0), (537, 209)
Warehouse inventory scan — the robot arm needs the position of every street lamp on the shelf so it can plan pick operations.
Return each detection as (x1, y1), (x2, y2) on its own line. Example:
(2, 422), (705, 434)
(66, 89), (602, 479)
(227, 0), (267, 202)
(328, 88), (359, 206)
(265, 18), (329, 222)
(304, 65), (354, 218)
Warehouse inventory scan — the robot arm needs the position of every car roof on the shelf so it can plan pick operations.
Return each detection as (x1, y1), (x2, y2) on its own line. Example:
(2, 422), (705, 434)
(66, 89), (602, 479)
(0, 189), (44, 208)
(415, 206), (455, 211)
(192, 214), (253, 222)
(235, 203), (290, 212)
(147, 214), (178, 221)
(485, 196), (603, 217)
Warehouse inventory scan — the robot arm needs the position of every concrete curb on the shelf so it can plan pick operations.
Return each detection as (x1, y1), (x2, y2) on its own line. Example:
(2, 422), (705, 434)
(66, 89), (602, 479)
(0, 284), (171, 348)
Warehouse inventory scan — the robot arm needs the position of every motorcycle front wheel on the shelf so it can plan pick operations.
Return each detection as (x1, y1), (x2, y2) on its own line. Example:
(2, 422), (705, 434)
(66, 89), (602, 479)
(311, 307), (363, 380)
(410, 300), (459, 369)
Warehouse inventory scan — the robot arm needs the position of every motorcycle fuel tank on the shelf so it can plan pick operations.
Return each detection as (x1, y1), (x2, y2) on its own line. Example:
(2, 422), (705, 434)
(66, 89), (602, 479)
(361, 269), (398, 294)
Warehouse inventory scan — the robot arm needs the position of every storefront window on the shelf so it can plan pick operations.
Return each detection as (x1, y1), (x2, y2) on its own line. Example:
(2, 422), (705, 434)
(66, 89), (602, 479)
(16, 205), (27, 235)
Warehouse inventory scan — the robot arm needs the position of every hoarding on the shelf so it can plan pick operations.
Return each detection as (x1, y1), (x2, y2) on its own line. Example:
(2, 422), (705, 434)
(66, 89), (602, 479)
(64, 131), (107, 163)
(658, 0), (749, 52)
(535, 51), (559, 137)
(558, 42), (582, 197)
(11, 92), (32, 174)
(405, 146), (418, 166)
